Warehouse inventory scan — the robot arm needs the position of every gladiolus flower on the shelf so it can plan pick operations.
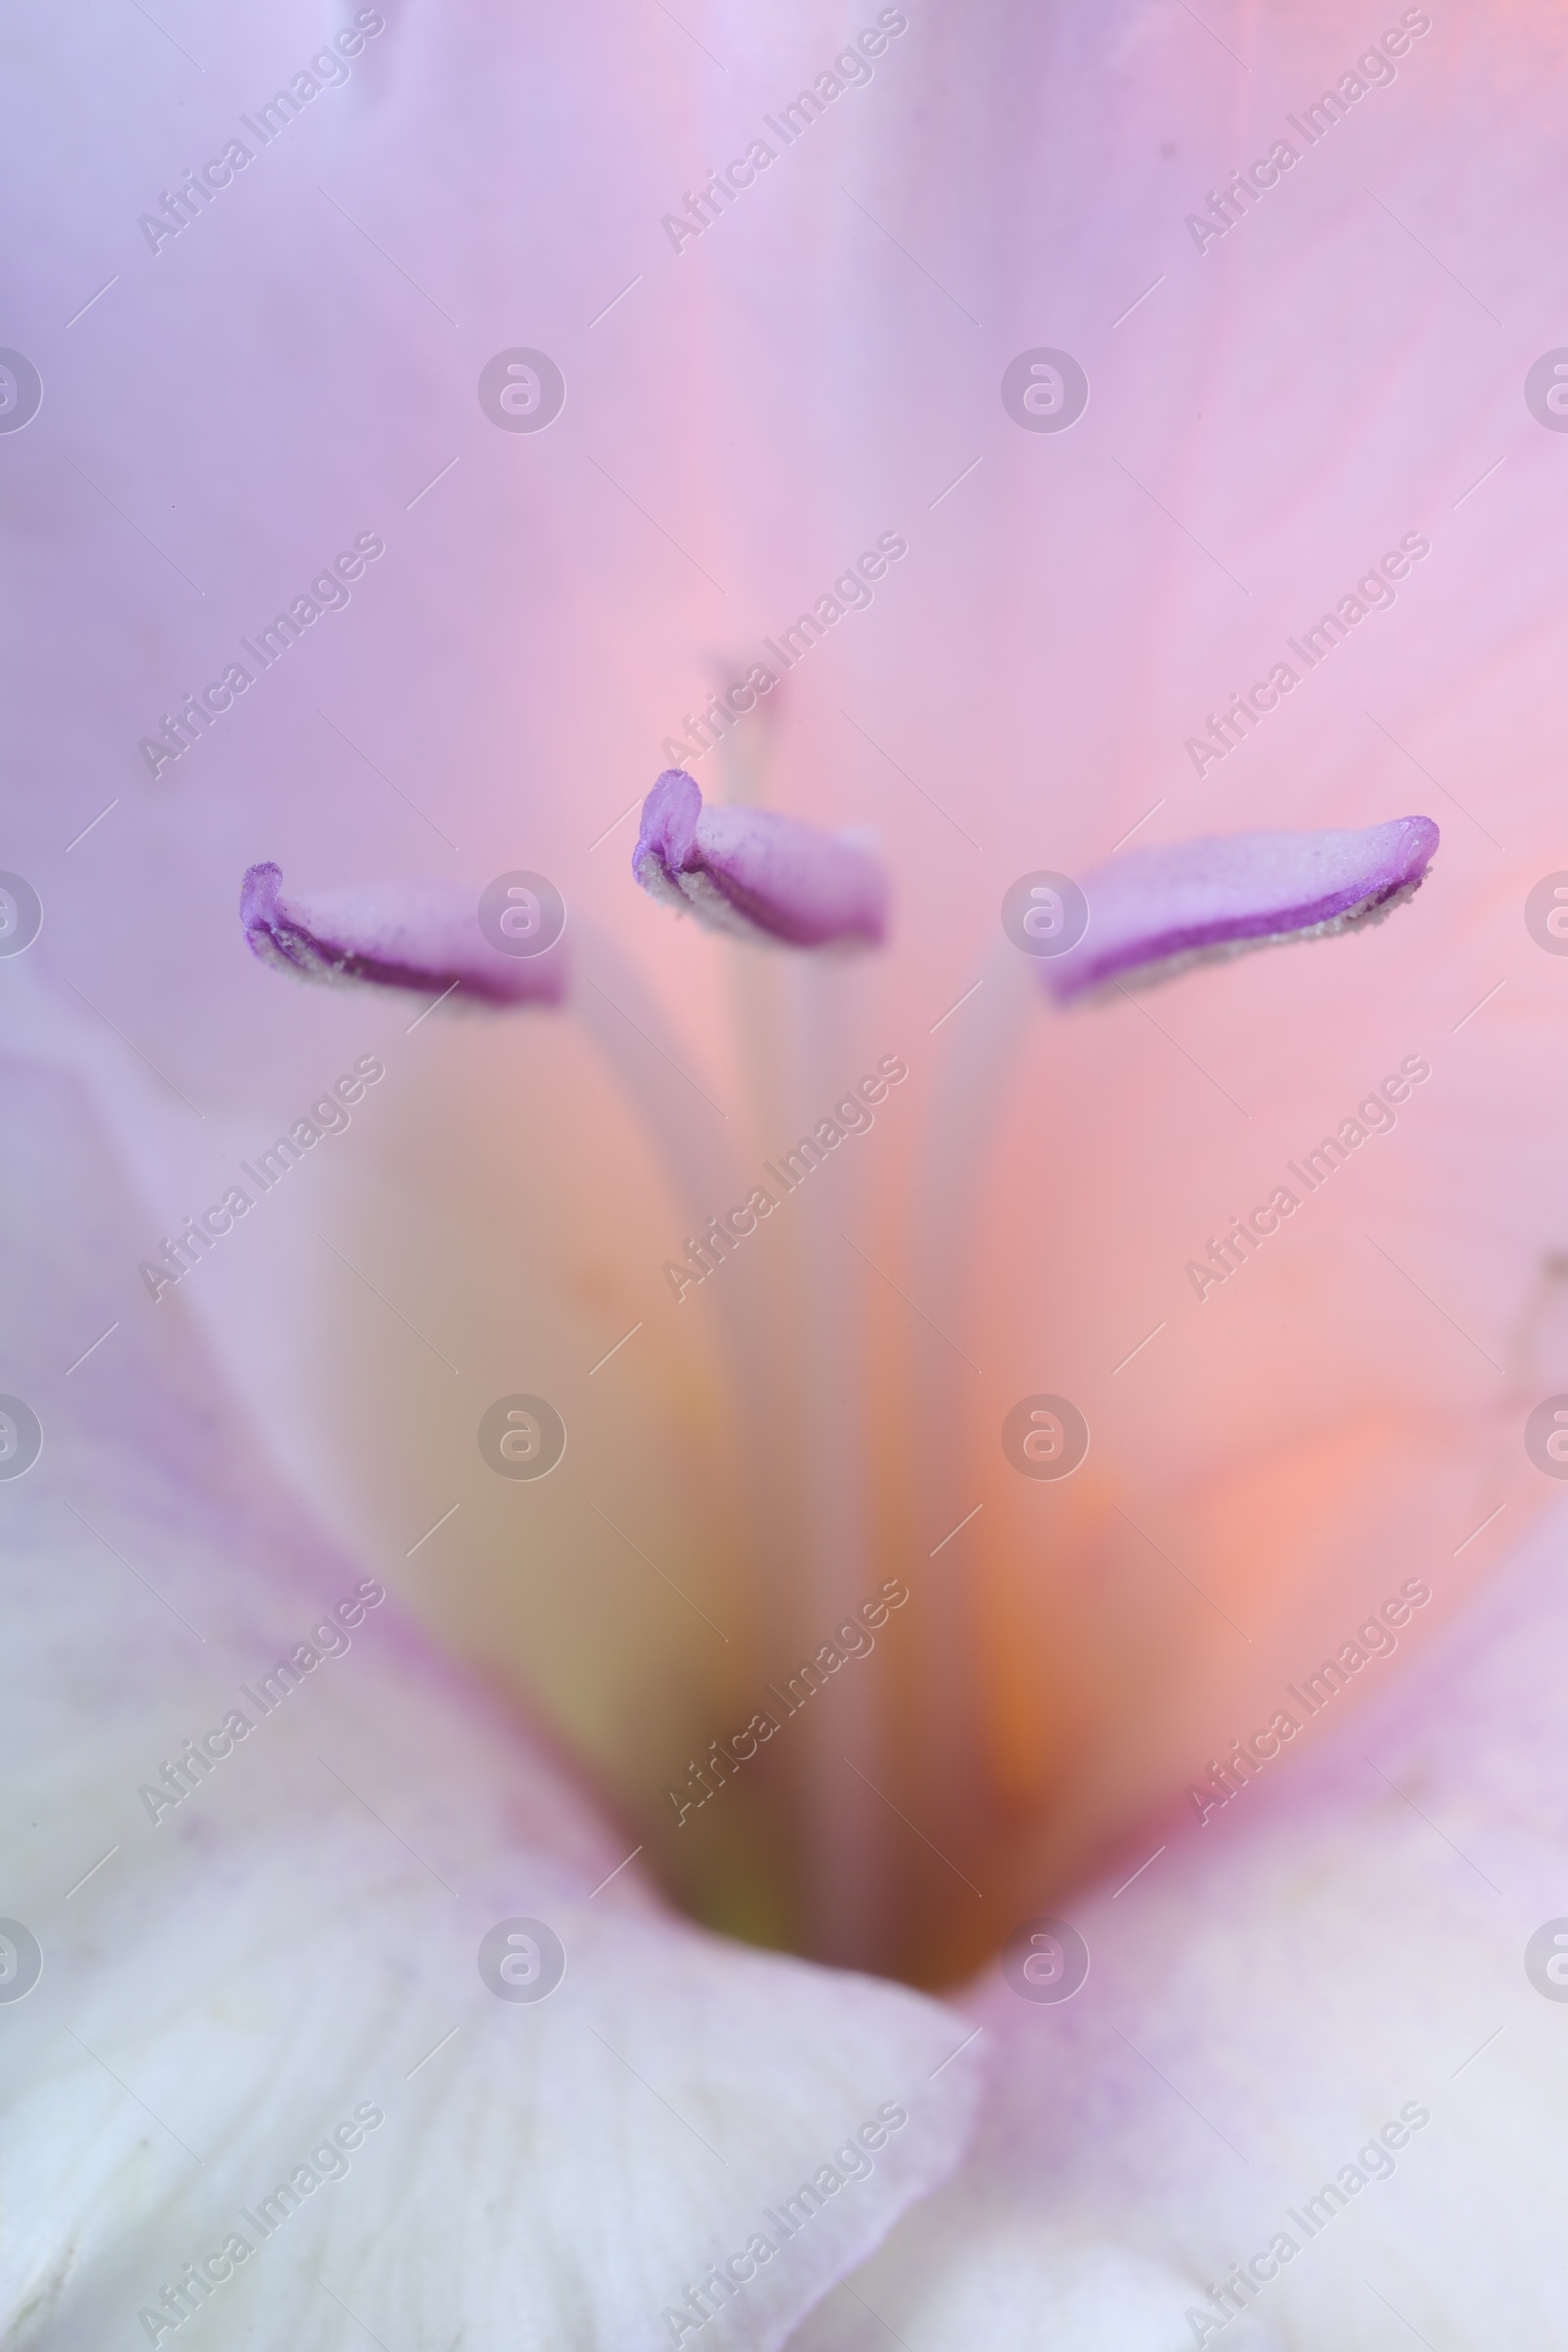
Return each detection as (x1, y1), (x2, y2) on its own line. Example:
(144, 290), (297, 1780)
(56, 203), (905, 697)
(5, 0), (1565, 2342)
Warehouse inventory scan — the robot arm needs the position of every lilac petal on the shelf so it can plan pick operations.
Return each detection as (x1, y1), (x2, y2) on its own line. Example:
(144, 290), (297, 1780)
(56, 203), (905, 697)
(240, 861), (565, 1007)
(632, 768), (888, 949)
(1045, 813), (1440, 1004)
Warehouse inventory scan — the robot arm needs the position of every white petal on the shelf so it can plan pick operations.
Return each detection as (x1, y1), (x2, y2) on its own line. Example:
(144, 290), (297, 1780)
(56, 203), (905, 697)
(788, 2218), (1286, 2349)
(0, 1060), (981, 2349)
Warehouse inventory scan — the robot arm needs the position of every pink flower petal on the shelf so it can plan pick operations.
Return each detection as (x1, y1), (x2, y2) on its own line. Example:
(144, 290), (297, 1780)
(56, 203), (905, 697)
(1044, 815), (1440, 1004)
(241, 861), (565, 1007)
(813, 1504), (1568, 2346)
(632, 769), (888, 949)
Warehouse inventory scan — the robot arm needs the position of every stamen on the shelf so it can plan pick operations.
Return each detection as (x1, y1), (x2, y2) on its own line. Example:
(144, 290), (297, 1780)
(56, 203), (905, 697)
(632, 769), (888, 950)
(1044, 814), (1440, 1004)
(240, 861), (566, 1006)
